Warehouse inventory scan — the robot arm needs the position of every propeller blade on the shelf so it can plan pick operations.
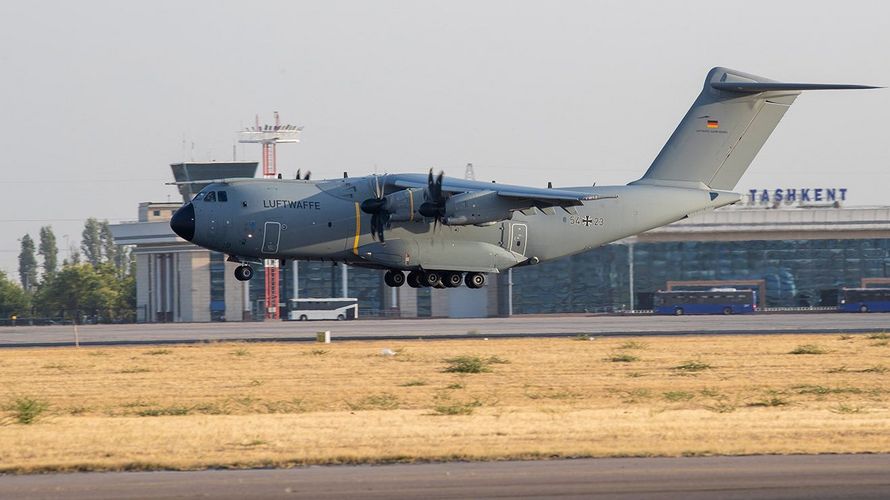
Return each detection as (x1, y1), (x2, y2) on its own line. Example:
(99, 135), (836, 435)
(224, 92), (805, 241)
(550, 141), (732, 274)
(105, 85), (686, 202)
(370, 213), (379, 241)
(435, 171), (444, 200)
(377, 214), (386, 242)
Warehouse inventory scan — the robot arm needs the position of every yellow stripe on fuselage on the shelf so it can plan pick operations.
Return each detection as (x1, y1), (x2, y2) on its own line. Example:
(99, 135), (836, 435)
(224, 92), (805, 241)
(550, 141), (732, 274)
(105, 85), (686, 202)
(353, 202), (361, 255)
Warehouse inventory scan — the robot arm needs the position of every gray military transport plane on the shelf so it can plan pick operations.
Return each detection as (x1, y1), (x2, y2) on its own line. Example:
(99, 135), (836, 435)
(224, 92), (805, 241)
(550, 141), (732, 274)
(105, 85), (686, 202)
(170, 67), (877, 289)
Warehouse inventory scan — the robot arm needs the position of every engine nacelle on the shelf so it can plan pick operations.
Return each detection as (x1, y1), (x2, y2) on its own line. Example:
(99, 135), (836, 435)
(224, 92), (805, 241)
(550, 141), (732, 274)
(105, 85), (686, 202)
(383, 188), (425, 222)
(442, 190), (514, 226)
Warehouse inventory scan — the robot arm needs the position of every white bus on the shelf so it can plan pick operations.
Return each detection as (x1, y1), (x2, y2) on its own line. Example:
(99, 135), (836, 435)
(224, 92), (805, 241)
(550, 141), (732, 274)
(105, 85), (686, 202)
(287, 298), (358, 321)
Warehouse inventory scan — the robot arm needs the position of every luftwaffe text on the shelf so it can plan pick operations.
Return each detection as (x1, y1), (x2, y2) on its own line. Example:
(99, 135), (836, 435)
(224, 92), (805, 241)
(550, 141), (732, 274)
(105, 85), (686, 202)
(263, 200), (321, 210)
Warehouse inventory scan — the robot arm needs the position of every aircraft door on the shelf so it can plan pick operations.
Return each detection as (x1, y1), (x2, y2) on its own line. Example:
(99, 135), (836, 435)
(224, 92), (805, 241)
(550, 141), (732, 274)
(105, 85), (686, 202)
(262, 221), (281, 254)
(509, 223), (528, 256)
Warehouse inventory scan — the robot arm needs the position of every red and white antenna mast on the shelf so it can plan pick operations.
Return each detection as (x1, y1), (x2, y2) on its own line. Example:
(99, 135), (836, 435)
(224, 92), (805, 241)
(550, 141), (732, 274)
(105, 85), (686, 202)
(239, 112), (303, 320)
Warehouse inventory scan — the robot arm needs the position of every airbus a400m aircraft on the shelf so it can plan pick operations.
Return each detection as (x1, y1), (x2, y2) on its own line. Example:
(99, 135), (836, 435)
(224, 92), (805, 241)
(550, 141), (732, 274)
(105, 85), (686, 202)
(170, 67), (876, 289)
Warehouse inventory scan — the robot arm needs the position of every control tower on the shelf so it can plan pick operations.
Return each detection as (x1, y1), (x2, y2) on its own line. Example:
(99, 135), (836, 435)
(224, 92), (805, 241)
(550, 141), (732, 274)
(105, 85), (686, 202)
(170, 161), (259, 202)
(239, 112), (303, 320)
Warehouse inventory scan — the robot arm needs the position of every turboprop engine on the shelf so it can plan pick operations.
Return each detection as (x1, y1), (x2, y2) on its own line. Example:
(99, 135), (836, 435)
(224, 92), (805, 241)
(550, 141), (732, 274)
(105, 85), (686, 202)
(441, 190), (514, 226)
(382, 188), (425, 222)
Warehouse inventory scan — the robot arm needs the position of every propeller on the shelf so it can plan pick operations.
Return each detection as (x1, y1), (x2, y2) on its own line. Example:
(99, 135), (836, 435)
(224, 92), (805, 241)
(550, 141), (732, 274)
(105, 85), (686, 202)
(360, 175), (390, 242)
(419, 169), (446, 228)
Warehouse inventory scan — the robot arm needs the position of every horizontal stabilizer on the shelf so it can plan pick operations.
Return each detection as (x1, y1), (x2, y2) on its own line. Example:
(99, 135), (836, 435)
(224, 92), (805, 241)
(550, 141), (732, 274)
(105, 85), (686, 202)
(712, 82), (880, 93)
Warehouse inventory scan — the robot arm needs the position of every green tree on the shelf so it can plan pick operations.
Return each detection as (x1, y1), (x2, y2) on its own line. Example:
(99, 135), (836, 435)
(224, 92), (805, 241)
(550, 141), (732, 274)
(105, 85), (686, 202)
(18, 234), (38, 292)
(81, 218), (103, 267)
(64, 246), (81, 266)
(0, 271), (30, 319)
(38, 226), (58, 279)
(99, 220), (132, 276)
(100, 221), (118, 268)
(34, 264), (116, 321)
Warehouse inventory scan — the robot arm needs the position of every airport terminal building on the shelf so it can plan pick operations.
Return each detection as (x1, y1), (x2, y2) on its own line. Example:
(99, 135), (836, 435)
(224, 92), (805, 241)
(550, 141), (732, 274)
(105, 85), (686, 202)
(112, 172), (890, 321)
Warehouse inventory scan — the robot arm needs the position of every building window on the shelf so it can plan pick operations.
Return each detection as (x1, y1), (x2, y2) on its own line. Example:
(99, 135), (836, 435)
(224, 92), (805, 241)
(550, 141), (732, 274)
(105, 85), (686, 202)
(153, 210), (161, 216)
(209, 252), (226, 321)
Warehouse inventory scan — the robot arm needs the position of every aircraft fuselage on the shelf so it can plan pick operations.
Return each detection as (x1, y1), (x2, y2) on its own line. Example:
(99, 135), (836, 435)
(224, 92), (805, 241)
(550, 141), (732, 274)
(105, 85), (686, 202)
(184, 176), (737, 274)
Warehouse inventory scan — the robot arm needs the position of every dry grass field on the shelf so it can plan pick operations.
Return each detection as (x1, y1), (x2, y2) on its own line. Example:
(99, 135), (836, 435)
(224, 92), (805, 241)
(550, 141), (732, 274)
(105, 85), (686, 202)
(1, 333), (889, 472)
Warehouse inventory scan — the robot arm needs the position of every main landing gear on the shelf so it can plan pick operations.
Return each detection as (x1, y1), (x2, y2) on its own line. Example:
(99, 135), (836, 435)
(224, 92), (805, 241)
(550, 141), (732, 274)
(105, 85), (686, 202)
(234, 264), (254, 281)
(385, 270), (486, 289)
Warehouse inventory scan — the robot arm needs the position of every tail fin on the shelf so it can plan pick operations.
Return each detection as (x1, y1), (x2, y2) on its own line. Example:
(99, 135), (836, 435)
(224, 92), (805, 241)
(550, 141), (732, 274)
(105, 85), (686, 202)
(632, 67), (878, 191)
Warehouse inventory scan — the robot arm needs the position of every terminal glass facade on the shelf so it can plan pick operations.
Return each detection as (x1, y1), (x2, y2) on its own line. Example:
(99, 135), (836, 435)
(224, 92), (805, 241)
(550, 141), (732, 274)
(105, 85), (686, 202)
(247, 260), (385, 318)
(209, 253), (226, 321)
(511, 238), (890, 313)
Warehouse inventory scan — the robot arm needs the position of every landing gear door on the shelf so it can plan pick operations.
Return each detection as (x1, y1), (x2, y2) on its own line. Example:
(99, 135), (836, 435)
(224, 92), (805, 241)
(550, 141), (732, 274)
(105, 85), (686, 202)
(262, 221), (281, 254)
(509, 223), (528, 256)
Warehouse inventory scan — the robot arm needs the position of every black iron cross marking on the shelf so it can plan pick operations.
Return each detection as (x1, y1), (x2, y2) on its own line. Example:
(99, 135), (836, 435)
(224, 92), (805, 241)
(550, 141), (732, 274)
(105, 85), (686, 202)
(582, 216), (593, 227)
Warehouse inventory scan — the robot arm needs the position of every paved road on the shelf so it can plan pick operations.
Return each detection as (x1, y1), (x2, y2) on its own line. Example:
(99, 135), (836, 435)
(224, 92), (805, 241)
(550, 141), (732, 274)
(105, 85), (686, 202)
(0, 313), (887, 348)
(2, 454), (889, 499)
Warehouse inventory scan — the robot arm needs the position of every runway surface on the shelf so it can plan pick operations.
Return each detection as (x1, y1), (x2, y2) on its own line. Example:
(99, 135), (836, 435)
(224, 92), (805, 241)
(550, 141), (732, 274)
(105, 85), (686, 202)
(0, 313), (890, 347)
(2, 454), (889, 499)
(0, 312), (887, 347)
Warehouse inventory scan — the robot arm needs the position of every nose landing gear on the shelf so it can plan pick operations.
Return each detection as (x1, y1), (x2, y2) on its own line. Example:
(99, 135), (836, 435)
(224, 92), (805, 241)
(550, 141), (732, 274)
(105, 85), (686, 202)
(234, 265), (254, 281)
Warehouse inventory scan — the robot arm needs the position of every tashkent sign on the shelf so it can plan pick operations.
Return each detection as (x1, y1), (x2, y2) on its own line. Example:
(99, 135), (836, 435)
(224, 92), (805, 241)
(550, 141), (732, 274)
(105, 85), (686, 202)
(746, 188), (848, 205)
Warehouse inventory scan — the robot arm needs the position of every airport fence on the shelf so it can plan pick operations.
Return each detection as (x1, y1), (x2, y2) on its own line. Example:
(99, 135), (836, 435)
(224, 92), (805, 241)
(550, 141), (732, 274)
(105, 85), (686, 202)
(0, 308), (138, 327)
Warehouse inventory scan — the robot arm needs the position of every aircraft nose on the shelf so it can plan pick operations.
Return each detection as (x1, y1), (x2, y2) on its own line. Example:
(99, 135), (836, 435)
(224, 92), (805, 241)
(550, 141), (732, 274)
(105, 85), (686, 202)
(170, 202), (195, 241)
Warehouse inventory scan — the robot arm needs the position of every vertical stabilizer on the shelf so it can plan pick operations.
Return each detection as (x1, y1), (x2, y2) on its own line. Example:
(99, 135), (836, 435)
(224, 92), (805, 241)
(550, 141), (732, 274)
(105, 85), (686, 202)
(632, 67), (877, 191)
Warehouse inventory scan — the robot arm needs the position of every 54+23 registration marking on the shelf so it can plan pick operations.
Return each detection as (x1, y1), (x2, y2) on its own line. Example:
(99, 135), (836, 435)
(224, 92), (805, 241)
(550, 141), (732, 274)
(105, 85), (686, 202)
(569, 215), (604, 227)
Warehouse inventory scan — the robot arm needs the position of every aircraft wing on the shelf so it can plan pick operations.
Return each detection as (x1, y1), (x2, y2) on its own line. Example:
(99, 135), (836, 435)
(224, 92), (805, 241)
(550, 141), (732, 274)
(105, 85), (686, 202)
(391, 173), (607, 208)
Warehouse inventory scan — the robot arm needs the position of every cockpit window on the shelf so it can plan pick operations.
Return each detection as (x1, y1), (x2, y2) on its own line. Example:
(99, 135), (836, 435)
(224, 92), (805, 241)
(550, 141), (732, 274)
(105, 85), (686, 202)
(217, 191), (228, 202)
(204, 191), (217, 202)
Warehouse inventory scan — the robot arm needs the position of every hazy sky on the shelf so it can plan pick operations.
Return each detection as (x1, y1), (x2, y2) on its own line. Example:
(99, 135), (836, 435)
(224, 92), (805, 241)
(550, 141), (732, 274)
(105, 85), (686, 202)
(1, 0), (887, 277)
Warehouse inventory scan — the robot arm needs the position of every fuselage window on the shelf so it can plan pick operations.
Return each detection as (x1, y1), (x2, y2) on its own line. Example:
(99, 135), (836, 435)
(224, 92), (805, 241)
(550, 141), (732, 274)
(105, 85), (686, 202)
(204, 191), (217, 202)
(218, 191), (228, 202)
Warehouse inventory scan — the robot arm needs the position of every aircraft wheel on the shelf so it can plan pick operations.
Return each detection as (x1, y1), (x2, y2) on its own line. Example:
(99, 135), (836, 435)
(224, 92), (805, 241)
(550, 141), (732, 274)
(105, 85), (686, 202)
(234, 265), (254, 281)
(465, 272), (486, 289)
(859, 304), (869, 313)
(443, 272), (463, 288)
(407, 271), (423, 288)
(422, 271), (442, 288)
(674, 307), (684, 316)
(384, 270), (405, 287)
